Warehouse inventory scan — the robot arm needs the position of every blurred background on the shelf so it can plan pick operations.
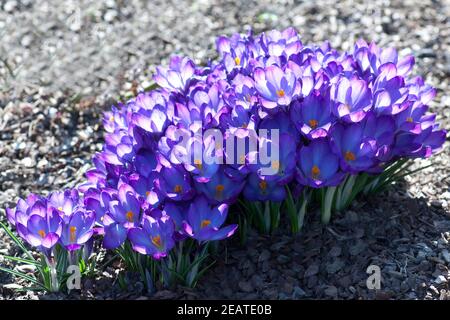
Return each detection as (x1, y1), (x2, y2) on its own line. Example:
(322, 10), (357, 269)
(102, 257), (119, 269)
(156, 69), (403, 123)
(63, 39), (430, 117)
(0, 0), (449, 102)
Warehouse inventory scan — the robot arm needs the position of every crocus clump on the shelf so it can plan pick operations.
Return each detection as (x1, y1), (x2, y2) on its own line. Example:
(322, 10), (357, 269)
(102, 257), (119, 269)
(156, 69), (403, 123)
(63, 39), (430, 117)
(4, 28), (446, 290)
(6, 190), (95, 256)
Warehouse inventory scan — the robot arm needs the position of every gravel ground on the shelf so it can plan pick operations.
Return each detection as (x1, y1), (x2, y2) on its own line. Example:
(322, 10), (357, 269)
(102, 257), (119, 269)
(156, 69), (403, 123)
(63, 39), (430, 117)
(0, 0), (449, 300)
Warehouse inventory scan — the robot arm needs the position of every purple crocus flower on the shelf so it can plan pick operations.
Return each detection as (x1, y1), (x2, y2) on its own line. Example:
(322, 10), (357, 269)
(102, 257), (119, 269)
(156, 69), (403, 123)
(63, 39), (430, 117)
(60, 210), (95, 251)
(154, 56), (196, 92)
(182, 196), (237, 242)
(194, 167), (246, 204)
(296, 139), (344, 188)
(372, 64), (408, 115)
(254, 65), (298, 109)
(330, 123), (378, 173)
(128, 214), (175, 259)
(331, 77), (372, 122)
(48, 189), (80, 220)
(156, 163), (195, 201)
(242, 173), (286, 202)
(290, 91), (334, 139)
(25, 208), (62, 250)
(131, 92), (171, 137)
(102, 184), (141, 249)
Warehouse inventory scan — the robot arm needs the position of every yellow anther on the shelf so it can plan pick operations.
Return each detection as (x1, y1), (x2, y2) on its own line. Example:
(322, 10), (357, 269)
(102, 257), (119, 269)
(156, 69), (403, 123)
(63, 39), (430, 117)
(259, 180), (267, 191)
(109, 115), (114, 122)
(145, 191), (151, 197)
(215, 184), (225, 199)
(58, 206), (63, 211)
(201, 219), (211, 228)
(311, 165), (321, 179)
(38, 230), (46, 238)
(126, 211), (134, 222)
(406, 117), (413, 123)
(174, 184), (183, 193)
(151, 235), (162, 248)
(342, 104), (351, 113)
(194, 159), (203, 170)
(234, 57), (241, 65)
(344, 151), (356, 161)
(308, 119), (318, 129)
(69, 226), (77, 242)
(276, 89), (285, 97)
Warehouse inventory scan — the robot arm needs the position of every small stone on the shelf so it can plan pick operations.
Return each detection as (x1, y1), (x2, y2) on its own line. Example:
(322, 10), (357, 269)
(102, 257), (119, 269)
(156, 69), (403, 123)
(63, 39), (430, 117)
(276, 254), (291, 264)
(292, 286), (306, 299)
(4, 1), (17, 12)
(442, 249), (450, 264)
(324, 285), (338, 297)
(258, 249), (270, 263)
(104, 10), (118, 22)
(21, 157), (35, 168)
(2, 283), (23, 290)
(16, 264), (36, 273)
(326, 258), (345, 274)
(328, 246), (342, 257)
(304, 264), (319, 277)
(238, 281), (253, 293)
(434, 275), (447, 285)
(349, 240), (367, 256)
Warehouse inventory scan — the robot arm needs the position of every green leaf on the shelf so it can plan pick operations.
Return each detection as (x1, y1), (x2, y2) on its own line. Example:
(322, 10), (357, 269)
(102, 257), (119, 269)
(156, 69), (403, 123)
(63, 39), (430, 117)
(0, 254), (39, 266)
(0, 265), (44, 288)
(321, 186), (336, 224)
(0, 221), (35, 261)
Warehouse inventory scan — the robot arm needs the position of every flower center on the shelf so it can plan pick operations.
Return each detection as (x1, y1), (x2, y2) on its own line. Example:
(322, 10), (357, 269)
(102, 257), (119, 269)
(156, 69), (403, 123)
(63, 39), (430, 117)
(145, 191), (150, 197)
(109, 115), (114, 122)
(201, 219), (211, 228)
(38, 229), (46, 238)
(342, 104), (351, 113)
(69, 226), (77, 242)
(58, 206), (63, 212)
(215, 184), (225, 199)
(406, 117), (413, 123)
(234, 57), (241, 65)
(311, 165), (321, 179)
(126, 211), (134, 222)
(276, 89), (285, 98)
(259, 180), (267, 191)
(151, 235), (162, 248)
(308, 119), (318, 129)
(174, 184), (183, 193)
(194, 159), (203, 170)
(344, 151), (356, 161)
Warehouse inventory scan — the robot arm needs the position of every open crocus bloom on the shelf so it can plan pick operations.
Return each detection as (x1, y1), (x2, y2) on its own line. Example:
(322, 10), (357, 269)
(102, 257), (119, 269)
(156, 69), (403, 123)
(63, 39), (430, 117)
(128, 214), (175, 259)
(182, 196), (237, 242)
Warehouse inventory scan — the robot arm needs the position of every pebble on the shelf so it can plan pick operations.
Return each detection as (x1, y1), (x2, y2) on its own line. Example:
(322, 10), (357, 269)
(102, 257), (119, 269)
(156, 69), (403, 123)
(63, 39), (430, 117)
(324, 285), (338, 297)
(292, 286), (306, 299)
(4, 1), (17, 13)
(238, 281), (253, 293)
(304, 264), (319, 278)
(442, 250), (450, 264)
(434, 275), (447, 285)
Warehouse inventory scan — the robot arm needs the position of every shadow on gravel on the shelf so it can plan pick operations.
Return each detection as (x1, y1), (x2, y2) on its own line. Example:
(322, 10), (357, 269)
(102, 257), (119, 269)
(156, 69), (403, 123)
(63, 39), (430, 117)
(18, 179), (447, 301)
(190, 180), (450, 300)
